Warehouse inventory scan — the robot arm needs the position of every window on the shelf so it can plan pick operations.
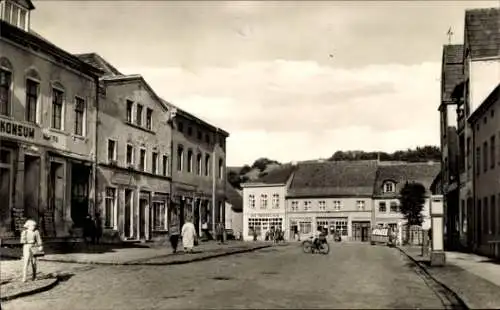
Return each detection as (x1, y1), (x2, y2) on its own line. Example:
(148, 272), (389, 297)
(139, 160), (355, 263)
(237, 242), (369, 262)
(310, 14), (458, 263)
(390, 201), (398, 213)
(379, 202), (387, 212)
(153, 201), (167, 230)
(197, 130), (202, 140)
(260, 194), (268, 209)
(205, 133), (210, 143)
(74, 97), (85, 136)
(483, 141), (488, 173)
(26, 79), (38, 123)
(196, 153), (202, 175)
(177, 146), (184, 171)
(4, 2), (12, 23)
(0, 68), (11, 116)
(152, 152), (158, 174)
(126, 100), (133, 123)
(187, 150), (193, 173)
(104, 187), (117, 229)
(205, 154), (210, 176)
(467, 137), (472, 170)
(333, 218), (348, 236)
(51, 88), (64, 130)
(248, 218), (283, 236)
(19, 8), (26, 30)
(304, 201), (312, 211)
(139, 149), (146, 171)
(126, 144), (134, 166)
(491, 135), (496, 169)
(476, 147), (481, 175)
(272, 194), (280, 209)
(187, 127), (193, 136)
(218, 158), (224, 179)
(356, 200), (366, 211)
(248, 194), (255, 209)
(291, 201), (299, 211)
(319, 200), (326, 211)
(333, 200), (341, 211)
(177, 121), (184, 132)
(384, 182), (395, 193)
(491, 195), (496, 235)
(12, 4), (18, 26)
(107, 140), (116, 163)
(477, 199), (482, 235)
(483, 197), (488, 234)
(299, 221), (312, 234)
(146, 108), (152, 130)
(162, 155), (168, 176)
(136, 104), (143, 126)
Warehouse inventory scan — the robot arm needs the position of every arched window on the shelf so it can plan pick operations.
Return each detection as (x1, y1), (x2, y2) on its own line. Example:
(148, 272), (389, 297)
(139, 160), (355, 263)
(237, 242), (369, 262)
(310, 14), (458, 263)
(0, 57), (13, 116)
(196, 153), (202, 175)
(187, 149), (193, 173)
(204, 154), (210, 176)
(177, 145), (184, 172)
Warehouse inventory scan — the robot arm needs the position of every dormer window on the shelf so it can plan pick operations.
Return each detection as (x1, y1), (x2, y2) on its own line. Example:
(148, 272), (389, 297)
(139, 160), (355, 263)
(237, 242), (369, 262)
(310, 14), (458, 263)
(383, 181), (396, 193)
(2, 0), (31, 31)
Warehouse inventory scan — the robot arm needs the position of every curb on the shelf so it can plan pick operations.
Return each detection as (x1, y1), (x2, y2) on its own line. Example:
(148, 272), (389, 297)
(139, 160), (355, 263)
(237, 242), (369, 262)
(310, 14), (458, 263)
(37, 245), (272, 266)
(0, 277), (59, 302)
(396, 246), (469, 310)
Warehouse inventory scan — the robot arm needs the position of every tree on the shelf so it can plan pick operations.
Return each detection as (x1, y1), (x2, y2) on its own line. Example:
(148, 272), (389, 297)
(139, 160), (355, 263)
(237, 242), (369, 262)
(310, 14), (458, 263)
(398, 182), (426, 245)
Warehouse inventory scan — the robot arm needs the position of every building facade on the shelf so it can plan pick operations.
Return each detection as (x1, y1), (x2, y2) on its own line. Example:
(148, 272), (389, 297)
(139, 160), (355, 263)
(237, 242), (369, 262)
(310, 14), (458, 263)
(454, 8), (500, 253)
(0, 2), (102, 240)
(286, 161), (378, 242)
(372, 162), (440, 233)
(242, 165), (295, 241)
(438, 44), (463, 250)
(225, 182), (243, 238)
(168, 104), (229, 236)
(469, 85), (500, 258)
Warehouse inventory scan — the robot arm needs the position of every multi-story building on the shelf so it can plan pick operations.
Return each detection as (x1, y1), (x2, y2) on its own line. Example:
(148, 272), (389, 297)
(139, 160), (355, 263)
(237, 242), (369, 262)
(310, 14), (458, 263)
(455, 7), (500, 252)
(242, 164), (295, 241)
(168, 105), (229, 235)
(0, 1), (102, 240)
(438, 44), (463, 250)
(77, 53), (173, 242)
(286, 161), (378, 242)
(468, 84), (500, 258)
(372, 162), (440, 233)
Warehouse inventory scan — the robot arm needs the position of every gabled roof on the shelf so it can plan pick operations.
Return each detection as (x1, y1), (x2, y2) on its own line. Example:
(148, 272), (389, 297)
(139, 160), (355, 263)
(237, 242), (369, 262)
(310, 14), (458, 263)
(161, 99), (230, 137)
(465, 8), (500, 59)
(75, 53), (123, 77)
(245, 164), (296, 186)
(288, 160), (379, 198)
(0, 21), (103, 78)
(373, 162), (441, 197)
(226, 182), (243, 212)
(441, 45), (464, 104)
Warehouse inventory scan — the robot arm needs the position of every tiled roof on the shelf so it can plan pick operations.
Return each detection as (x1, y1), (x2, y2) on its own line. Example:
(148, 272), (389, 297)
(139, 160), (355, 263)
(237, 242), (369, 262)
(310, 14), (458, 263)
(248, 164), (296, 185)
(75, 53), (122, 77)
(226, 182), (243, 212)
(288, 161), (379, 198)
(373, 162), (441, 197)
(465, 8), (500, 59)
(441, 45), (464, 103)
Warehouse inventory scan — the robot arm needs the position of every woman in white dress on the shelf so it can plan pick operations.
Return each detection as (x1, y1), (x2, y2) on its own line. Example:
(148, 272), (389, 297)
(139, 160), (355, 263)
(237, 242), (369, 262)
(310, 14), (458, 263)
(181, 217), (197, 253)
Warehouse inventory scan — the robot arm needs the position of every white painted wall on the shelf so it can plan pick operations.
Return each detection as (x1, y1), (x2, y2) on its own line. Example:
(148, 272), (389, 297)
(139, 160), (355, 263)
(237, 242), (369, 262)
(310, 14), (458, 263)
(470, 59), (500, 114)
(374, 198), (431, 230)
(225, 202), (243, 238)
(242, 184), (287, 241)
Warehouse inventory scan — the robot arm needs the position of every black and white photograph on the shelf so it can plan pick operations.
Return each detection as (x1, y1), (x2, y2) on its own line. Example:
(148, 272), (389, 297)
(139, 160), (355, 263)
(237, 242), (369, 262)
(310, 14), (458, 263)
(0, 0), (499, 309)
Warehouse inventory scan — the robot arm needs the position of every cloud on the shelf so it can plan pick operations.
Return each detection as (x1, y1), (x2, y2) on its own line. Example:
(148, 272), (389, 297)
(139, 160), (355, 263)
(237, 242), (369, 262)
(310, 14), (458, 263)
(121, 60), (441, 165)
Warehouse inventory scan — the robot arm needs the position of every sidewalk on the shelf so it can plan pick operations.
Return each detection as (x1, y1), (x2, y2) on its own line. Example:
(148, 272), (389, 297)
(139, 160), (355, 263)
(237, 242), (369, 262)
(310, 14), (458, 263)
(1, 241), (272, 301)
(399, 246), (500, 309)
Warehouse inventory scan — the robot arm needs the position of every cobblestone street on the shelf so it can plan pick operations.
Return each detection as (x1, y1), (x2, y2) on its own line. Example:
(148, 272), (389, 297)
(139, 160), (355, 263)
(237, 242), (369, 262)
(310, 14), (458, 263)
(4, 243), (449, 309)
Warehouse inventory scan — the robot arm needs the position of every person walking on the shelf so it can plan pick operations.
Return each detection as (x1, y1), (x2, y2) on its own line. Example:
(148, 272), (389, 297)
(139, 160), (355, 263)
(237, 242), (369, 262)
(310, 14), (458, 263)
(181, 217), (197, 253)
(20, 219), (43, 282)
(169, 221), (181, 253)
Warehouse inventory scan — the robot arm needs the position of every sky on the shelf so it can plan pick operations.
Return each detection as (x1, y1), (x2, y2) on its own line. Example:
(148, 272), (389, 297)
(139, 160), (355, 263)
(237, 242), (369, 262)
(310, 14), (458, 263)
(30, 0), (499, 166)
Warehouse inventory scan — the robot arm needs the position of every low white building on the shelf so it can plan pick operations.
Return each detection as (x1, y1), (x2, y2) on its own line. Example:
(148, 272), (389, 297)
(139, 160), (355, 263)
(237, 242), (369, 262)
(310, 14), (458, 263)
(242, 165), (296, 241)
(225, 182), (243, 239)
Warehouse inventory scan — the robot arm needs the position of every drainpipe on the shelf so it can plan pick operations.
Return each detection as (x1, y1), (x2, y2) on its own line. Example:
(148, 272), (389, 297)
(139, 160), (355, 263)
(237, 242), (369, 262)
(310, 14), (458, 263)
(169, 110), (175, 231)
(212, 130), (217, 233)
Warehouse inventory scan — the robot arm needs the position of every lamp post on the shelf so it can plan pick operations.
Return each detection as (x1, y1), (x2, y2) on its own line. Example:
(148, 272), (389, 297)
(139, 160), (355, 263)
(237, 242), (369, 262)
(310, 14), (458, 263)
(430, 195), (446, 266)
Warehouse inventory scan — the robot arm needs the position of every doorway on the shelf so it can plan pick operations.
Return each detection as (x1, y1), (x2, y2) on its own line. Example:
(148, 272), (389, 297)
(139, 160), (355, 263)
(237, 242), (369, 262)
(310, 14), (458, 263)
(139, 191), (150, 240)
(71, 164), (89, 227)
(23, 155), (40, 221)
(0, 148), (13, 234)
(124, 189), (133, 239)
(352, 221), (371, 242)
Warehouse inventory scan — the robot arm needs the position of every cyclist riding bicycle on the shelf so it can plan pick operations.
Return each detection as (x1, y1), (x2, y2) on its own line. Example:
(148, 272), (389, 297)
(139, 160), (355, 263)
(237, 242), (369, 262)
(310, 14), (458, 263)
(312, 226), (327, 249)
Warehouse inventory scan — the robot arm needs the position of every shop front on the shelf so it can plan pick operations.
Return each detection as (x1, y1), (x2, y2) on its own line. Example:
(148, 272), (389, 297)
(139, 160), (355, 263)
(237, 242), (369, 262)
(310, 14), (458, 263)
(245, 213), (284, 241)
